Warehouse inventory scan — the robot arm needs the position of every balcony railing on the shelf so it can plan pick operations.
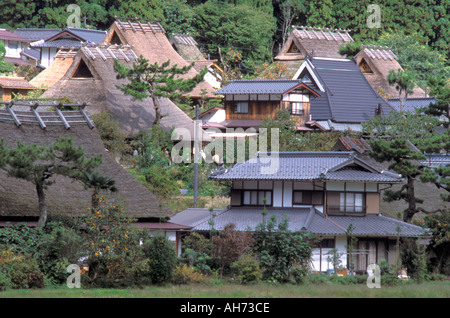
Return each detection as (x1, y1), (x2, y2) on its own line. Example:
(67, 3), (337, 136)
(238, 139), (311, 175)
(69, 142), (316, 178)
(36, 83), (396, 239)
(326, 205), (367, 216)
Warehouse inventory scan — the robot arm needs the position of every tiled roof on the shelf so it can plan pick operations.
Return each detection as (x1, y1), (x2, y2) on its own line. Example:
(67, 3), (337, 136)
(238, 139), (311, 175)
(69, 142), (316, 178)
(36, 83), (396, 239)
(210, 151), (403, 183)
(31, 38), (84, 48)
(13, 28), (62, 41)
(215, 79), (317, 95)
(0, 29), (29, 42)
(175, 207), (426, 237)
(387, 97), (436, 114)
(303, 57), (396, 123)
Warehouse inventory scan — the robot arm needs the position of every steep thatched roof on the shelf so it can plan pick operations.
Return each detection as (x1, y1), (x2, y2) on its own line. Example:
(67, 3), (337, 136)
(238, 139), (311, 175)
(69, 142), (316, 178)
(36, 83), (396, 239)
(30, 48), (78, 89)
(39, 44), (198, 140)
(170, 34), (205, 61)
(275, 26), (353, 74)
(101, 17), (216, 99)
(0, 105), (173, 221)
(354, 46), (425, 98)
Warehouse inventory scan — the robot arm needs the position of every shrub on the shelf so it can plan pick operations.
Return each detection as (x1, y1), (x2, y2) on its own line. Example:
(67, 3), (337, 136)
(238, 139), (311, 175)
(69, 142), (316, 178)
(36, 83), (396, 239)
(0, 249), (44, 289)
(307, 273), (329, 285)
(231, 254), (262, 284)
(172, 264), (205, 285)
(291, 266), (308, 285)
(0, 272), (12, 291)
(144, 233), (177, 285)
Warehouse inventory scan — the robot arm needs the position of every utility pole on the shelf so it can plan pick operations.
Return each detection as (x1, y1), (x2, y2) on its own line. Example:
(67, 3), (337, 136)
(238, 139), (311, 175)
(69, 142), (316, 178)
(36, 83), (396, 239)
(193, 103), (199, 208)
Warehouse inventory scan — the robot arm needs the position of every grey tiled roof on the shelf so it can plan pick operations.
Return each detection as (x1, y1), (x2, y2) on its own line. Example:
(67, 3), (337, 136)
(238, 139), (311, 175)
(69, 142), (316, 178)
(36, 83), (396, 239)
(31, 39), (84, 48)
(14, 28), (62, 41)
(210, 151), (403, 183)
(215, 79), (316, 95)
(175, 207), (426, 237)
(387, 97), (436, 114)
(303, 58), (396, 123)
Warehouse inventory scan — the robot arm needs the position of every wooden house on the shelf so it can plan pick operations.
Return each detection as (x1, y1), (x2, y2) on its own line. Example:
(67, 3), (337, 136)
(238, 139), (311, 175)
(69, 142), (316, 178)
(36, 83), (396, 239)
(173, 151), (426, 273)
(274, 26), (353, 75)
(0, 29), (31, 66)
(211, 79), (320, 130)
(101, 17), (216, 101)
(354, 46), (425, 98)
(0, 77), (35, 101)
(38, 43), (199, 140)
(0, 101), (189, 251)
(28, 27), (106, 68)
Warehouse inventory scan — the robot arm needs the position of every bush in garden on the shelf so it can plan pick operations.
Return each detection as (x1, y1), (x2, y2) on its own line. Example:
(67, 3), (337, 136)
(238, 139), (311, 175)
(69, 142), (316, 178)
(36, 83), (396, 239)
(172, 264), (205, 285)
(83, 197), (147, 288)
(291, 265), (309, 285)
(252, 215), (316, 282)
(37, 222), (84, 285)
(143, 233), (177, 285)
(210, 223), (253, 276)
(0, 248), (44, 289)
(231, 254), (262, 284)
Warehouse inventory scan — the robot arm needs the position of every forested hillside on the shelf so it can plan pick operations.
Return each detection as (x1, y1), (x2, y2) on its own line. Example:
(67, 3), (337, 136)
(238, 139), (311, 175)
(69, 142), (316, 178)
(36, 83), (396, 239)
(0, 0), (448, 77)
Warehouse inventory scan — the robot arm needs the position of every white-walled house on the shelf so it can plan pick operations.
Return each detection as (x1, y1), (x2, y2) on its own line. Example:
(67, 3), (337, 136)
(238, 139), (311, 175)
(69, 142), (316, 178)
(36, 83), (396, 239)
(172, 151), (426, 274)
(0, 29), (30, 66)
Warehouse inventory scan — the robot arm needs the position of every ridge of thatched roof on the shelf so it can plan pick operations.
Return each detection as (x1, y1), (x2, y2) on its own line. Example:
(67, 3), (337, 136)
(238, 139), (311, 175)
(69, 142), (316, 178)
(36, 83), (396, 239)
(0, 118), (173, 220)
(354, 47), (425, 98)
(39, 45), (199, 139)
(102, 19), (216, 99)
(30, 48), (79, 89)
(0, 77), (35, 90)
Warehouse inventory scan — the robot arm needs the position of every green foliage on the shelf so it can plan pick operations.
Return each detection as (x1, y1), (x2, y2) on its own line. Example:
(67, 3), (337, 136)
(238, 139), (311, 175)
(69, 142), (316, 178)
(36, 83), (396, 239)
(0, 41), (14, 74)
(114, 56), (206, 125)
(231, 254), (262, 284)
(83, 198), (147, 288)
(387, 69), (416, 109)
(36, 222), (83, 285)
(91, 112), (131, 155)
(172, 263), (206, 284)
(0, 248), (45, 289)
(0, 223), (43, 257)
(2, 137), (102, 228)
(252, 215), (315, 282)
(143, 233), (178, 285)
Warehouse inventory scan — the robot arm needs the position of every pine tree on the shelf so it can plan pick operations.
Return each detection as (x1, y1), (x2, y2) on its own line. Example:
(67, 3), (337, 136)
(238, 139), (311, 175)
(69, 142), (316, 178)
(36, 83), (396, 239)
(114, 56), (206, 126)
(2, 137), (102, 228)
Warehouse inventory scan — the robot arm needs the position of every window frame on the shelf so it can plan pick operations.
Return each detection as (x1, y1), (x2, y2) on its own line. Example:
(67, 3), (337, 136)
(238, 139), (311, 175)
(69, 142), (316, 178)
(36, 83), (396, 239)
(233, 102), (249, 114)
(326, 191), (366, 215)
(242, 190), (272, 206)
(292, 190), (324, 205)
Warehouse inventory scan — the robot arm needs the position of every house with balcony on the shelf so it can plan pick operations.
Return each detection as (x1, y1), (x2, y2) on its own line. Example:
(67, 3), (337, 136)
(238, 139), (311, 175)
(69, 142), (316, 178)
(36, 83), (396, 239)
(205, 79), (321, 134)
(172, 151), (426, 273)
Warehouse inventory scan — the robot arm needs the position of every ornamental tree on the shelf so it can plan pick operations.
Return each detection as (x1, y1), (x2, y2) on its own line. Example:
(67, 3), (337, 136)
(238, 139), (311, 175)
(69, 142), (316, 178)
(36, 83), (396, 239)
(2, 137), (102, 228)
(114, 56), (206, 126)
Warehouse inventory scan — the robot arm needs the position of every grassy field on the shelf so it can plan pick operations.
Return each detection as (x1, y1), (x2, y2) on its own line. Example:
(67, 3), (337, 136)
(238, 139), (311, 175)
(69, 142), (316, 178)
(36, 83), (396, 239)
(1, 280), (449, 298)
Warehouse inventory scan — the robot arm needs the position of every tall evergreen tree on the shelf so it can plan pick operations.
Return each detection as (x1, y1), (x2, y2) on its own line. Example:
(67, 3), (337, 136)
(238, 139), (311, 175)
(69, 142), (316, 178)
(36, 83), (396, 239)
(2, 137), (102, 228)
(114, 56), (206, 126)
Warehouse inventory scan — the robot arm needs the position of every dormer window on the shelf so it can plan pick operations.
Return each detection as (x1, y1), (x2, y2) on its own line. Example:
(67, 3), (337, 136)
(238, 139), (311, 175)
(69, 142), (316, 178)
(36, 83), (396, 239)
(359, 58), (373, 73)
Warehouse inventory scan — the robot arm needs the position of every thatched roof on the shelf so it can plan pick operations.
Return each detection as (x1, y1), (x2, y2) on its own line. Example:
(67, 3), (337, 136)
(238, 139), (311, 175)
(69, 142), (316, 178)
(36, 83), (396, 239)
(30, 48), (78, 89)
(39, 44), (199, 140)
(101, 17), (216, 99)
(0, 77), (35, 90)
(170, 34), (205, 61)
(0, 106), (173, 220)
(275, 26), (353, 75)
(354, 46), (425, 98)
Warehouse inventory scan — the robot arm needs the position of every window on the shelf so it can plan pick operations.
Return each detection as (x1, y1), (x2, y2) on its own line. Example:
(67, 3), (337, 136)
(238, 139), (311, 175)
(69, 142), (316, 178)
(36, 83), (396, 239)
(233, 102), (248, 114)
(293, 191), (324, 205)
(243, 190), (272, 206)
(327, 192), (366, 215)
(340, 192), (364, 213)
(291, 102), (303, 115)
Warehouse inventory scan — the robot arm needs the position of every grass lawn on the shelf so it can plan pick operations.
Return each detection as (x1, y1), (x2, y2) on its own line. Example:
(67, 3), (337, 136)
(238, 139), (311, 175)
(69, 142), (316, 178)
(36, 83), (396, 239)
(1, 280), (449, 298)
